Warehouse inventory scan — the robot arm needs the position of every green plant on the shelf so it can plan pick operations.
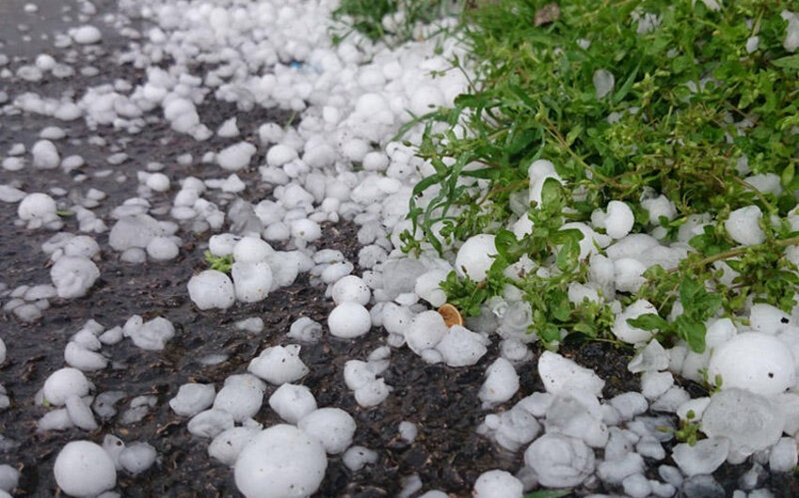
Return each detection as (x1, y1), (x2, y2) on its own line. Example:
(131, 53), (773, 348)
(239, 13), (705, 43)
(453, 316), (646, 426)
(204, 251), (233, 273)
(400, 0), (799, 351)
(671, 409), (704, 446)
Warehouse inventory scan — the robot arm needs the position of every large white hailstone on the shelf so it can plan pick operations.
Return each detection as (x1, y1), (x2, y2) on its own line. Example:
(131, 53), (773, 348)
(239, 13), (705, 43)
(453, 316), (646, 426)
(234, 425), (327, 498)
(707, 332), (796, 395)
(479, 358), (520, 408)
(473, 470), (523, 498)
(414, 269), (448, 307)
(31, 140), (60, 169)
(146, 236), (179, 261)
(298, 408), (357, 455)
(405, 310), (448, 354)
(525, 434), (595, 487)
(50, 256), (99, 299)
(611, 300), (659, 344)
(18, 192), (58, 227)
(54, 441), (116, 497)
(233, 236), (274, 263)
(701, 388), (785, 457)
(455, 234), (497, 281)
(217, 142), (256, 171)
(213, 380), (265, 423)
(410, 85), (445, 116)
(119, 442), (157, 475)
(248, 345), (309, 385)
(331, 275), (370, 305)
(538, 351), (605, 397)
(603, 201), (635, 239)
(42, 368), (91, 406)
(328, 302), (372, 339)
(435, 325), (489, 367)
(725, 205), (765, 246)
(69, 25), (102, 44)
(187, 270), (235, 310)
(268, 384), (317, 424)
(231, 261), (273, 303)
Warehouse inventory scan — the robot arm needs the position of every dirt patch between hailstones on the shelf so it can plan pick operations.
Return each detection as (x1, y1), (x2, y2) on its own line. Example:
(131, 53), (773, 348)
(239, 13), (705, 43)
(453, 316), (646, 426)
(2, 0), (799, 496)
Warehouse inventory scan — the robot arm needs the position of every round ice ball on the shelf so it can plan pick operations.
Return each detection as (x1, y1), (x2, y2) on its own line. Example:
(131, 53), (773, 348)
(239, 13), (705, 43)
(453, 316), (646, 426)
(43, 367), (91, 406)
(328, 302), (371, 338)
(298, 408), (357, 455)
(18, 192), (56, 221)
(233, 237), (273, 263)
(473, 469), (523, 498)
(54, 440), (116, 497)
(187, 270), (235, 310)
(234, 424), (327, 498)
(708, 332), (796, 395)
(331, 275), (370, 305)
(455, 234), (497, 281)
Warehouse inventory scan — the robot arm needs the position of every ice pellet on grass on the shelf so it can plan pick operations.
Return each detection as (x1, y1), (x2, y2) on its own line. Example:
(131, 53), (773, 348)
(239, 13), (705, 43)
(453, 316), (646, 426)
(414, 269), (448, 307)
(328, 302), (372, 339)
(725, 205), (765, 246)
(611, 300), (658, 344)
(538, 351), (605, 397)
(235, 424), (326, 498)
(628, 339), (670, 373)
(187, 270), (235, 310)
(672, 437), (730, 477)
(298, 408), (356, 455)
(269, 384), (317, 424)
(455, 234), (497, 281)
(479, 358), (519, 408)
(473, 470), (523, 498)
(54, 441), (116, 497)
(524, 433), (595, 488)
(707, 332), (796, 395)
(42, 367), (91, 406)
(169, 383), (215, 417)
(248, 345), (309, 385)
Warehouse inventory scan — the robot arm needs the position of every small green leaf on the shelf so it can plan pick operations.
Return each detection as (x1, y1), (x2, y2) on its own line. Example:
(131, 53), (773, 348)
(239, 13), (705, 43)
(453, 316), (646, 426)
(783, 163), (796, 189)
(525, 490), (572, 498)
(556, 238), (580, 272)
(627, 313), (670, 331)
(772, 55), (799, 70)
(540, 177), (563, 211)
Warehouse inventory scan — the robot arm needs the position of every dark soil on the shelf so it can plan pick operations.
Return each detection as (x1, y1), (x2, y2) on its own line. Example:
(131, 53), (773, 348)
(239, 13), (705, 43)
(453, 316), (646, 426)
(2, 1), (799, 497)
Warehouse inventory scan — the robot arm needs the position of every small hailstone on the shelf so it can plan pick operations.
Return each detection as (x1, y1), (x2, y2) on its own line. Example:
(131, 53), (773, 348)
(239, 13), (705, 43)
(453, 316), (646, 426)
(213, 379), (265, 423)
(233, 236), (273, 263)
(43, 367), (90, 406)
(328, 302), (372, 339)
(398, 421), (418, 443)
(217, 117), (239, 137)
(603, 201), (635, 239)
(146, 236), (179, 261)
(50, 256), (99, 299)
(187, 270), (235, 310)
(124, 316), (174, 351)
(291, 218), (322, 242)
(479, 358), (519, 408)
(217, 142), (256, 171)
(611, 300), (658, 344)
(119, 442), (156, 475)
(209, 426), (259, 466)
(231, 262), (273, 303)
(32, 140), (60, 170)
(331, 275), (370, 305)
(353, 378), (391, 407)
(54, 441), (116, 497)
(0, 338), (5, 365)
(473, 470), (523, 498)
(64, 342), (107, 371)
(538, 351), (605, 397)
(248, 345), (309, 385)
(234, 425), (327, 498)
(187, 409), (235, 438)
(414, 269), (448, 307)
(287, 316), (323, 342)
(641, 371), (674, 400)
(65, 394), (98, 431)
(672, 438), (730, 477)
(525, 433), (595, 488)
(69, 25), (102, 44)
(0, 464), (19, 492)
(405, 310), (448, 354)
(265, 144), (297, 167)
(769, 437), (798, 472)
(298, 408), (357, 455)
(455, 234), (497, 281)
(435, 325), (489, 367)
(268, 384), (317, 424)
(342, 446), (377, 471)
(18, 192), (58, 227)
(593, 69), (615, 99)
(169, 383), (215, 417)
(235, 317), (264, 333)
(725, 205), (765, 246)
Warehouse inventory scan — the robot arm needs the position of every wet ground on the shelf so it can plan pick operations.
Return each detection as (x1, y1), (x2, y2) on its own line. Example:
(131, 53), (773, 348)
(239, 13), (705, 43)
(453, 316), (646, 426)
(1, 1), (799, 497)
